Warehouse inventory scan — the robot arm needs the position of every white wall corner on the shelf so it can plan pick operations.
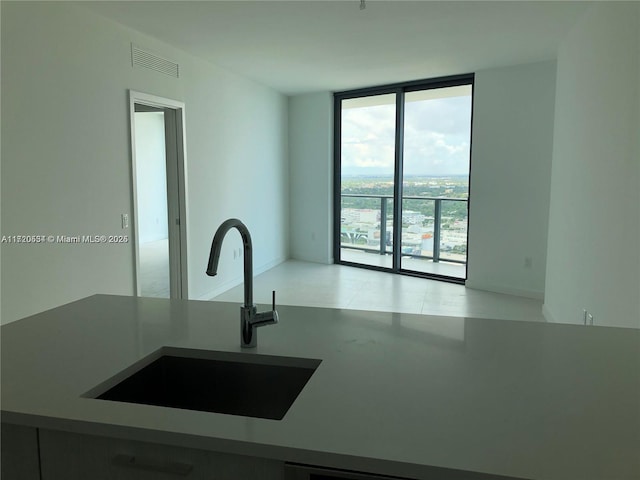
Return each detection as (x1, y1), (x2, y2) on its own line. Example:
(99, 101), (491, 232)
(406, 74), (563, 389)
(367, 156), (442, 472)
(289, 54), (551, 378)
(541, 303), (556, 323)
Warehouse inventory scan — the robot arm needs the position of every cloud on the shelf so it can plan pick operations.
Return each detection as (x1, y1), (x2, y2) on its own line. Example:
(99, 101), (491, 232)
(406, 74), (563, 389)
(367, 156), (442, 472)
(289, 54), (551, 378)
(341, 94), (471, 176)
(342, 102), (396, 172)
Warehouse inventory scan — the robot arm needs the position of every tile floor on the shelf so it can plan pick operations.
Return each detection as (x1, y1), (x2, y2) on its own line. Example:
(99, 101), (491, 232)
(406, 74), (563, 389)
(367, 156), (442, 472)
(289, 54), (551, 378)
(212, 260), (545, 323)
(139, 238), (170, 298)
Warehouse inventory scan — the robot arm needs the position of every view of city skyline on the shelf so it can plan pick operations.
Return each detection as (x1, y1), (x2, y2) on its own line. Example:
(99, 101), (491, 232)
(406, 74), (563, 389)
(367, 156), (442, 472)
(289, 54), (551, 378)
(339, 175), (469, 278)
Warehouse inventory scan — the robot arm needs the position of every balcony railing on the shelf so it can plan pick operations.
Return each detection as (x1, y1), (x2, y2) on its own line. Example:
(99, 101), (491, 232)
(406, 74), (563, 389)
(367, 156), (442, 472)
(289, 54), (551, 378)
(340, 194), (468, 264)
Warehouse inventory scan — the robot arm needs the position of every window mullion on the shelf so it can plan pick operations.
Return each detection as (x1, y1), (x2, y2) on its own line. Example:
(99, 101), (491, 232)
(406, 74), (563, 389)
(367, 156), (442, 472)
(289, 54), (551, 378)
(392, 89), (405, 272)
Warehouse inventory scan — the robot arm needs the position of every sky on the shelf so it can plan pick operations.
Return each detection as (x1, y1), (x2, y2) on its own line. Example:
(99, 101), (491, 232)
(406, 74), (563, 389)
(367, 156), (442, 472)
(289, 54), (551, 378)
(341, 92), (472, 177)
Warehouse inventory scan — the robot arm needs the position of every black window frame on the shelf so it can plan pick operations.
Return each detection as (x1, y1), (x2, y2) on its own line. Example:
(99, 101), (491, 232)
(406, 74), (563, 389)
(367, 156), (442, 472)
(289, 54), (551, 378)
(333, 73), (475, 284)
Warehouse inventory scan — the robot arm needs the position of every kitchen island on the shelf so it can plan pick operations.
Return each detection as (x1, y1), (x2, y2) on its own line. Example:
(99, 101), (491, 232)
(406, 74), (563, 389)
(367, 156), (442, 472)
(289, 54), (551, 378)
(1, 295), (639, 479)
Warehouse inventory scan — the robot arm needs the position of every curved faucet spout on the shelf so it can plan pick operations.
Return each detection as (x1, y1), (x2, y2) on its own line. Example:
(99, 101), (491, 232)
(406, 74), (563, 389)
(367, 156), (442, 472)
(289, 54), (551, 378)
(206, 218), (253, 308)
(206, 218), (278, 348)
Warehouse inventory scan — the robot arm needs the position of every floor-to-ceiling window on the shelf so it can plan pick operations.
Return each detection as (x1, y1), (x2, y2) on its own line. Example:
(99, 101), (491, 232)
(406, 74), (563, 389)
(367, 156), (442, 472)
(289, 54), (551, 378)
(334, 75), (473, 282)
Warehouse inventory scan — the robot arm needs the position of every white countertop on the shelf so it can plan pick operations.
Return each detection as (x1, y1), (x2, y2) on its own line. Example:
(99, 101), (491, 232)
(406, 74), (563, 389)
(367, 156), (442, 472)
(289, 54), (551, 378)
(1, 295), (639, 479)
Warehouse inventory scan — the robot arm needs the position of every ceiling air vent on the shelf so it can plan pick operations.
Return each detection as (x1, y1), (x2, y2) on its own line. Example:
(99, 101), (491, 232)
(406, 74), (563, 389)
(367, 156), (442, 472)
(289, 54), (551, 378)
(131, 44), (179, 78)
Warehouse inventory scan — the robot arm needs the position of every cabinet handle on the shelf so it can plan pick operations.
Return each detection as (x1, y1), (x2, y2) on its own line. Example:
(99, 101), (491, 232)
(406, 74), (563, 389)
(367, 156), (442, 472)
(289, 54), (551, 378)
(112, 454), (193, 476)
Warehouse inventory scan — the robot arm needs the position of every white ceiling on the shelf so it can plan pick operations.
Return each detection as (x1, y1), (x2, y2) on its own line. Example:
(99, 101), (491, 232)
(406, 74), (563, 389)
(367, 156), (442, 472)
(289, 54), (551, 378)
(81, 1), (589, 95)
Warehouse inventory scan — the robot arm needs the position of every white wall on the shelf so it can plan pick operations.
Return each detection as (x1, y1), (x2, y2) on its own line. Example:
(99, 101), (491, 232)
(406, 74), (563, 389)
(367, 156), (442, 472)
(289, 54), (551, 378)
(467, 61), (557, 299)
(134, 112), (169, 244)
(289, 93), (333, 264)
(544, 3), (640, 328)
(1, 2), (289, 323)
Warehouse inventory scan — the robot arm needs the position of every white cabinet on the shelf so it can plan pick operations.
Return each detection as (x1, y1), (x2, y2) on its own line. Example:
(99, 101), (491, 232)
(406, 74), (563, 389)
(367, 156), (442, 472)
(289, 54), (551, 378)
(39, 429), (284, 480)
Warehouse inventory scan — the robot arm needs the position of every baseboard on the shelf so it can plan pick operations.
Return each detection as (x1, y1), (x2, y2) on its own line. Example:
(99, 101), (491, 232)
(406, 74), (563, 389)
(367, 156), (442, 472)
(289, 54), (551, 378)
(290, 252), (333, 265)
(194, 256), (287, 301)
(465, 279), (544, 300)
(290, 257), (334, 266)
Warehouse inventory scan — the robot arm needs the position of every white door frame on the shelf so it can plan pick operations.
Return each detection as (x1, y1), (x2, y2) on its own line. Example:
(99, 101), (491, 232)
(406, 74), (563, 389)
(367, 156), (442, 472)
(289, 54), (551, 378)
(129, 90), (189, 298)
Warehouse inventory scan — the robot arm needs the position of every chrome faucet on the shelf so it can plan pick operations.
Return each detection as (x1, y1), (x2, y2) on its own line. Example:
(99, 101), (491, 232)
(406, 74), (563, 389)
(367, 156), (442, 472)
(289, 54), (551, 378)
(206, 218), (278, 348)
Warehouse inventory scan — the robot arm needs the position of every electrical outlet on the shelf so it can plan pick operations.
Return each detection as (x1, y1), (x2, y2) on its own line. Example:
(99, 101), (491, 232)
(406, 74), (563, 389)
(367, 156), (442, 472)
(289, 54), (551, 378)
(121, 213), (129, 229)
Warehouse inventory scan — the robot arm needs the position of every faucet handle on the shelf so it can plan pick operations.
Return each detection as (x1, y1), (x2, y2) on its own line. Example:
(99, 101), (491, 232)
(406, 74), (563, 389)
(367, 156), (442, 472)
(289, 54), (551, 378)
(249, 292), (279, 330)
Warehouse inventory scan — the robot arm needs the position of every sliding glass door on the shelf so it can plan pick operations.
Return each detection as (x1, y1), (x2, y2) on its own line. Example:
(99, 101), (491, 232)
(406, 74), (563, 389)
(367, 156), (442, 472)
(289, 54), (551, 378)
(339, 93), (397, 268)
(400, 85), (472, 278)
(335, 75), (473, 282)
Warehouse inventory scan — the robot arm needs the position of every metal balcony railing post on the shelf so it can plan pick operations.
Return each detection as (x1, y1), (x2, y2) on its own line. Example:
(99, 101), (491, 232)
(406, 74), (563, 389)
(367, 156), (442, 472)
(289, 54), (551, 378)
(380, 197), (388, 255)
(433, 199), (441, 263)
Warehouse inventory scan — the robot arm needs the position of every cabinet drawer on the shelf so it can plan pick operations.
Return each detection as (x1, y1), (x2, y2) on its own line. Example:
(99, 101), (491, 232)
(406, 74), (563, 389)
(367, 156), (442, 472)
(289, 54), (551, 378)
(39, 429), (284, 480)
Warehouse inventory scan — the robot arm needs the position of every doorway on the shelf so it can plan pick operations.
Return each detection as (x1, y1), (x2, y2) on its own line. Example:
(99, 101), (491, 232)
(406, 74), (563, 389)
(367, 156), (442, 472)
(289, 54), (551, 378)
(129, 91), (188, 298)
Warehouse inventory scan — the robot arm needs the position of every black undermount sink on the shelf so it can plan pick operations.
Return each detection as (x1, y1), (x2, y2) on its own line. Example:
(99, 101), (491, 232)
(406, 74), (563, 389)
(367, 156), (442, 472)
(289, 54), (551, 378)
(88, 348), (321, 420)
